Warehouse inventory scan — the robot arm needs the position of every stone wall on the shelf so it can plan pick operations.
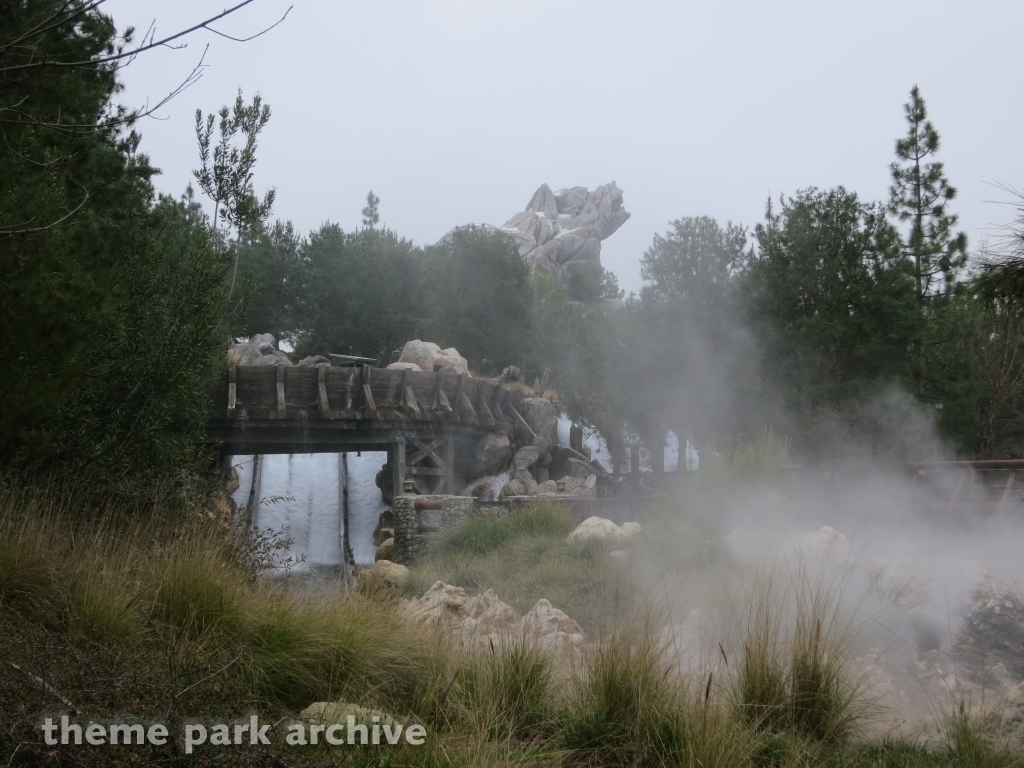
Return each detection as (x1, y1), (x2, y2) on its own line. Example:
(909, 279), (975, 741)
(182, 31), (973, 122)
(392, 495), (477, 564)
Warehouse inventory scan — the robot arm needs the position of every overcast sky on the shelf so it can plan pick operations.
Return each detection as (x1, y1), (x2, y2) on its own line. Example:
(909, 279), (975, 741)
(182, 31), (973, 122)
(106, 0), (1024, 294)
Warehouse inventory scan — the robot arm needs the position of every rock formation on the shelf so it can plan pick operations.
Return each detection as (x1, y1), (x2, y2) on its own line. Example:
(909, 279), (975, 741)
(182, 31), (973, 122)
(402, 581), (586, 654)
(440, 182), (630, 287)
(390, 340), (470, 376)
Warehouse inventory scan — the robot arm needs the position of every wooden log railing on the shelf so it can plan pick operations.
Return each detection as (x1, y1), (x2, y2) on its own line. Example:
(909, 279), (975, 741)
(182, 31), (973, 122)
(209, 365), (527, 426)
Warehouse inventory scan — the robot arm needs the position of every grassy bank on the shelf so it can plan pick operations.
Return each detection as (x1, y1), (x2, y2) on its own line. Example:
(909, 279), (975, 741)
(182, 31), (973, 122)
(0, 483), (1020, 766)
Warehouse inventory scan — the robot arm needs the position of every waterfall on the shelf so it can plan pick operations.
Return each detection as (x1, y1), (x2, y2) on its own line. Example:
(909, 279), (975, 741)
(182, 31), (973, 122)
(230, 451), (387, 573)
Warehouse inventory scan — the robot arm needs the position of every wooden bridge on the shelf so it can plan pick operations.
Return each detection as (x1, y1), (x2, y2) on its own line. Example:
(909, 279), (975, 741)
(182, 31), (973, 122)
(206, 364), (533, 500)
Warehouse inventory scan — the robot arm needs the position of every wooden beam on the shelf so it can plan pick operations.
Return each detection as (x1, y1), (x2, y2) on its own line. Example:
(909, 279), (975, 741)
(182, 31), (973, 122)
(537, 366), (550, 396)
(362, 365), (376, 416)
(404, 386), (420, 413)
(507, 404), (535, 442)
(475, 385), (495, 426)
(276, 364), (286, 417)
(431, 370), (444, 409)
(399, 367), (410, 405)
(391, 440), (406, 502)
(457, 389), (477, 422)
(453, 372), (466, 411)
(228, 363), (237, 412)
(445, 437), (455, 494)
(437, 389), (453, 414)
(408, 467), (447, 476)
(317, 365), (330, 412)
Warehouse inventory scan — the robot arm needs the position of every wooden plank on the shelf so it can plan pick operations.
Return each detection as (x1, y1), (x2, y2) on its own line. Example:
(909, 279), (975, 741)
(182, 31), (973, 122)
(404, 385), (421, 413)
(437, 389), (453, 414)
(276, 364), (286, 417)
(408, 467), (447, 476)
(228, 363), (237, 412)
(362, 366), (377, 416)
(317, 365), (330, 411)
(453, 373), (467, 410)
(410, 438), (442, 465)
(445, 437), (455, 494)
(431, 370), (444, 409)
(537, 366), (550, 396)
(457, 389), (477, 422)
(507, 404), (535, 442)
(391, 440), (406, 501)
(475, 384), (495, 426)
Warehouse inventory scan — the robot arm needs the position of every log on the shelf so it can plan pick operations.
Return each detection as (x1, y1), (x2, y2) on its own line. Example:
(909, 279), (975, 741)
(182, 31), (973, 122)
(228, 363), (237, 412)
(317, 365), (330, 411)
(431, 369), (444, 409)
(276, 364), (286, 417)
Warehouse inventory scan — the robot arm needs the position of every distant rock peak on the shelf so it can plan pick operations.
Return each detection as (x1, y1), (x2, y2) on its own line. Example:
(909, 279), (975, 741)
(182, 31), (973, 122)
(441, 182), (630, 287)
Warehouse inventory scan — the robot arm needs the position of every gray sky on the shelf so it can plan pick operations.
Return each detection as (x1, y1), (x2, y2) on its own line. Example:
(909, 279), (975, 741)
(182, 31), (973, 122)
(107, 0), (1024, 294)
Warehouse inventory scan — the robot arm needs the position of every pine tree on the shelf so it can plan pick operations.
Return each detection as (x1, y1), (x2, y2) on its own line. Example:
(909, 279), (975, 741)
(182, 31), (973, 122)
(361, 189), (380, 228)
(889, 86), (968, 394)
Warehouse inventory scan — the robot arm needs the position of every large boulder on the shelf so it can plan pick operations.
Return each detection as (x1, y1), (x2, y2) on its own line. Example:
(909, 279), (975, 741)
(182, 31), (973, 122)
(518, 398), (558, 451)
(297, 355), (331, 367)
(512, 445), (542, 471)
(375, 538), (395, 562)
(500, 479), (528, 497)
(386, 361), (422, 372)
(398, 340), (470, 376)
(227, 343), (262, 365)
(402, 582), (584, 653)
(461, 433), (512, 478)
(358, 560), (410, 592)
(566, 516), (641, 543)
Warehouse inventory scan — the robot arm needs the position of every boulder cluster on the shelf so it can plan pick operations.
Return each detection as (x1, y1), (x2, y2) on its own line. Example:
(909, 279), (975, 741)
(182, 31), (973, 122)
(385, 340), (470, 375)
(226, 333), (330, 368)
(459, 394), (610, 500)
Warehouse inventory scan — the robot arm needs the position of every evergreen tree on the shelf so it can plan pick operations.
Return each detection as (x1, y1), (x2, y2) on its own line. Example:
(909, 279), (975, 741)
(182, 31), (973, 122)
(750, 188), (917, 458)
(889, 86), (968, 395)
(361, 189), (380, 228)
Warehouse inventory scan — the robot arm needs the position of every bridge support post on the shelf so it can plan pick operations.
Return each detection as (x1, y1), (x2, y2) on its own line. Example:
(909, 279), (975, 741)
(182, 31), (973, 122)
(391, 440), (406, 503)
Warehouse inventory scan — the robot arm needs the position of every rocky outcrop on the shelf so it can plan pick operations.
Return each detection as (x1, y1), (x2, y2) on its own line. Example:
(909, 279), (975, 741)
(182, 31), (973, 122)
(518, 397), (559, 452)
(403, 581), (585, 653)
(357, 559), (410, 591)
(441, 183), (630, 287)
(460, 433), (512, 479)
(227, 333), (294, 367)
(297, 355), (331, 367)
(397, 340), (470, 376)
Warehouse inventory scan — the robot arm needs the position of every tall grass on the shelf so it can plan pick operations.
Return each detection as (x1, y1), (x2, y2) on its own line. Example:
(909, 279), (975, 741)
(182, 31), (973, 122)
(734, 563), (864, 745)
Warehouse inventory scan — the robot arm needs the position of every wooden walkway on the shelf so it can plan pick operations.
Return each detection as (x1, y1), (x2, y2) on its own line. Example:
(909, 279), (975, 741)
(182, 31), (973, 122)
(206, 364), (533, 499)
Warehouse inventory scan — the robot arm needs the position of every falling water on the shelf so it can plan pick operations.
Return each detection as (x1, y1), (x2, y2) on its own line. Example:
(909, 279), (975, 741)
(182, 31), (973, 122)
(230, 451), (387, 572)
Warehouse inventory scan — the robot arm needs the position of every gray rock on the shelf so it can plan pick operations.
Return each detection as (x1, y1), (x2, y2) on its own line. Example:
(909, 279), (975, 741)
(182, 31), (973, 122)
(536, 466), (550, 484)
(386, 361), (422, 371)
(227, 343), (262, 366)
(271, 349), (294, 366)
(519, 398), (559, 449)
(297, 355), (331, 367)
(513, 470), (538, 494)
(501, 479), (528, 497)
(535, 480), (559, 495)
(249, 332), (276, 348)
(463, 433), (512, 478)
(513, 445), (542, 471)
(398, 340), (469, 375)
(375, 538), (395, 562)
(257, 341), (275, 355)
(567, 457), (599, 478)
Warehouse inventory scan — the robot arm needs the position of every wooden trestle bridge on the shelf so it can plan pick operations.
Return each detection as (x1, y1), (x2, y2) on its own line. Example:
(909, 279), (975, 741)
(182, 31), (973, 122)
(205, 364), (532, 501)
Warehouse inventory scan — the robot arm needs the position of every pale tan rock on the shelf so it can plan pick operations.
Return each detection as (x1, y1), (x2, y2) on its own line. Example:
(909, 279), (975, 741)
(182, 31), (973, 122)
(375, 538), (395, 562)
(566, 516), (640, 543)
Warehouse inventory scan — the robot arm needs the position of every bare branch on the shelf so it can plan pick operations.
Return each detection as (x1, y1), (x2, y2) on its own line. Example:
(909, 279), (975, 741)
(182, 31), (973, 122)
(0, 0), (290, 75)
